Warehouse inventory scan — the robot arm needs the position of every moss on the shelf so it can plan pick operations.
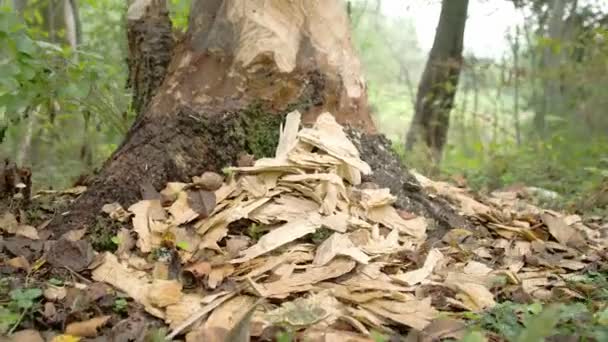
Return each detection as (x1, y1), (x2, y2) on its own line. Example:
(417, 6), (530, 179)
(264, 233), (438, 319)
(241, 104), (283, 158)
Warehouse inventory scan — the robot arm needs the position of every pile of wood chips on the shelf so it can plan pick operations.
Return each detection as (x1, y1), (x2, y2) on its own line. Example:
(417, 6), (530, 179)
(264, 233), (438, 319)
(90, 111), (607, 341)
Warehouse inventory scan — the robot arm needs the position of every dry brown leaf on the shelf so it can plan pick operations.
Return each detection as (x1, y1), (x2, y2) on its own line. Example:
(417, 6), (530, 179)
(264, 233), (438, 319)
(361, 297), (437, 330)
(128, 200), (163, 253)
(313, 233), (370, 266)
(169, 190), (200, 225)
(61, 228), (87, 242)
(250, 258), (356, 298)
(7, 256), (30, 271)
(421, 318), (467, 341)
(366, 205), (426, 238)
(232, 215), (321, 263)
(91, 253), (164, 318)
(147, 280), (183, 307)
(9, 329), (44, 342)
(101, 202), (131, 222)
(463, 261), (493, 276)
(65, 315), (111, 337)
(12, 224), (39, 240)
(208, 264), (235, 289)
(44, 285), (67, 301)
(542, 213), (585, 247)
(392, 248), (443, 285)
(447, 282), (496, 312)
(0, 212), (18, 233)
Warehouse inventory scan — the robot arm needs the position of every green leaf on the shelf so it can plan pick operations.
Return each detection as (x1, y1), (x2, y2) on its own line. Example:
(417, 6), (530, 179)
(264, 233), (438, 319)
(10, 288), (42, 309)
(516, 304), (562, 342)
(460, 330), (487, 342)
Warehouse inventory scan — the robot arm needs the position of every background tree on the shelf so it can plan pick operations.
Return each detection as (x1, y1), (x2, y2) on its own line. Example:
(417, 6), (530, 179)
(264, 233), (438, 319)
(405, 0), (469, 167)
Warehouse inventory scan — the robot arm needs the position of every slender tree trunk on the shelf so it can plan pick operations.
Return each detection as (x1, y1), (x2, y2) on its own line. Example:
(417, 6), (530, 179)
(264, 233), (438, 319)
(405, 0), (469, 166)
(537, 0), (567, 137)
(49, 0), (377, 235)
(511, 26), (521, 146)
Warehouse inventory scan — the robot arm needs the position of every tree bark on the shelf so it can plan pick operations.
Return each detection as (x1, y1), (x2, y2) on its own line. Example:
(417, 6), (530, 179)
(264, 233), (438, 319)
(405, 0), (469, 166)
(537, 0), (567, 137)
(49, 0), (377, 236)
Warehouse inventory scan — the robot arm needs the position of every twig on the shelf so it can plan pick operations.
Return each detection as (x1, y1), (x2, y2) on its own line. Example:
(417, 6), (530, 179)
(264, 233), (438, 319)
(63, 266), (92, 284)
(165, 292), (238, 341)
(8, 308), (29, 335)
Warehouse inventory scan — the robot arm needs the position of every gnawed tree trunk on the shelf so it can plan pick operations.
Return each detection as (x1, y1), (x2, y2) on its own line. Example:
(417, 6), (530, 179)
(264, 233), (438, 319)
(50, 0), (469, 238)
(405, 0), (469, 166)
(49, 0), (375, 235)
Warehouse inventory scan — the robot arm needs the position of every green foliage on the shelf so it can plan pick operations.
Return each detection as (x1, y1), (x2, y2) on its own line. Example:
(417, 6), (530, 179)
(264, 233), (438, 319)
(169, 0), (191, 31)
(276, 330), (293, 342)
(310, 228), (332, 245)
(113, 297), (128, 313)
(1, 1), (130, 189)
(0, 287), (42, 334)
(242, 104), (282, 159)
(472, 299), (608, 341)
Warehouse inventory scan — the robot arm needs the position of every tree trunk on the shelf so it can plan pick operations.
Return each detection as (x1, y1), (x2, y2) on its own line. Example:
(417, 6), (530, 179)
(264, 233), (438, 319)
(405, 0), (469, 166)
(537, 0), (567, 137)
(49, 0), (377, 236)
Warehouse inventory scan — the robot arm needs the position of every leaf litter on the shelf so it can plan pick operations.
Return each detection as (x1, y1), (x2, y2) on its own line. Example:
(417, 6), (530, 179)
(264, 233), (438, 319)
(1, 111), (607, 341)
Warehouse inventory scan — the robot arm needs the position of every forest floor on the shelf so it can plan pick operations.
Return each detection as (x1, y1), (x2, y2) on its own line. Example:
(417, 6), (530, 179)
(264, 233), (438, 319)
(1, 113), (607, 342)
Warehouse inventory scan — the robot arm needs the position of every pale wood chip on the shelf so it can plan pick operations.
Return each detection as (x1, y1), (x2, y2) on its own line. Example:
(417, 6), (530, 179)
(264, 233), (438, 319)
(366, 205), (426, 239)
(392, 248), (443, 285)
(313, 233), (370, 266)
(250, 258), (356, 298)
(232, 215), (321, 263)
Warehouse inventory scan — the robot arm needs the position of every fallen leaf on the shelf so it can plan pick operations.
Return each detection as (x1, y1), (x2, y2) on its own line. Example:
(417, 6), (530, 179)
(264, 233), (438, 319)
(361, 297), (437, 330)
(61, 228), (87, 242)
(65, 315), (111, 337)
(542, 213), (585, 247)
(44, 285), (67, 301)
(15, 224), (39, 240)
(92, 253), (164, 318)
(50, 335), (81, 342)
(9, 329), (44, 342)
(7, 256), (30, 271)
(101, 202), (131, 222)
(188, 189), (216, 218)
(147, 280), (183, 307)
